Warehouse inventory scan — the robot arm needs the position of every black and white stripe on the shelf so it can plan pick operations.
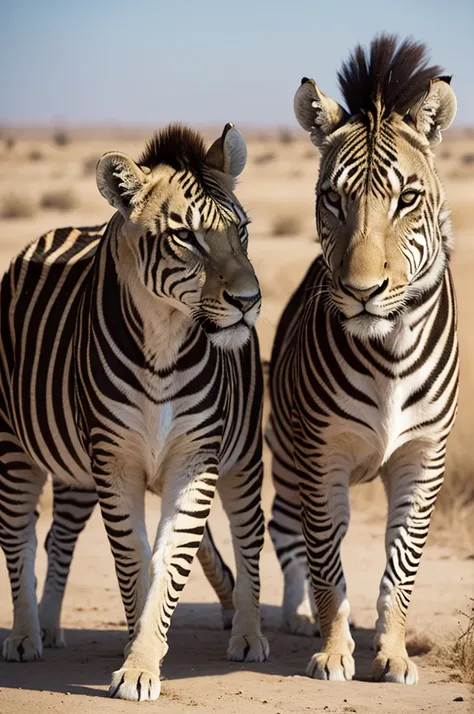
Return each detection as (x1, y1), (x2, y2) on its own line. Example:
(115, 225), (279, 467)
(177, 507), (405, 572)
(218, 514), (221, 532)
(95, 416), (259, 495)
(268, 36), (459, 685)
(0, 124), (268, 701)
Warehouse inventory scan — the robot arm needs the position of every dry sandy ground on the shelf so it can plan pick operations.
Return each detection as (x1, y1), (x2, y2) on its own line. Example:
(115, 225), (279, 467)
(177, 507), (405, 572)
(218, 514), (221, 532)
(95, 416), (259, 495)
(1, 478), (473, 714)
(0, 130), (473, 712)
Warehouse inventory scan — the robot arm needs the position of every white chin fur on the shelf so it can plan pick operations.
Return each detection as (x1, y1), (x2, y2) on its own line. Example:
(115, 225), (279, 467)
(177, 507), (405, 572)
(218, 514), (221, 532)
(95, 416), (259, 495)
(209, 324), (251, 350)
(342, 314), (395, 341)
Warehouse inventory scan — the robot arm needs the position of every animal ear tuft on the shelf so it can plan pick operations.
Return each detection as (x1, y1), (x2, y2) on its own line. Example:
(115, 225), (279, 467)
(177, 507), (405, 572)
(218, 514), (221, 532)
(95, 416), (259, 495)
(205, 123), (247, 179)
(96, 152), (149, 218)
(409, 77), (457, 146)
(294, 78), (348, 147)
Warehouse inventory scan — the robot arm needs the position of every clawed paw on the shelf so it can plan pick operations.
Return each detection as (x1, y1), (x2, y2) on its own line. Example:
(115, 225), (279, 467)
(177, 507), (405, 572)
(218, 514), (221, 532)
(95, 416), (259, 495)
(372, 652), (418, 684)
(2, 633), (43, 662)
(306, 652), (355, 681)
(41, 626), (65, 649)
(109, 667), (161, 701)
(227, 634), (269, 662)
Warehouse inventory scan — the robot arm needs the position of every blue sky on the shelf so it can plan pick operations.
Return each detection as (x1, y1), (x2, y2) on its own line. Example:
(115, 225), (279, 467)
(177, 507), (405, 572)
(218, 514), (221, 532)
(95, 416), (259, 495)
(1, 0), (473, 127)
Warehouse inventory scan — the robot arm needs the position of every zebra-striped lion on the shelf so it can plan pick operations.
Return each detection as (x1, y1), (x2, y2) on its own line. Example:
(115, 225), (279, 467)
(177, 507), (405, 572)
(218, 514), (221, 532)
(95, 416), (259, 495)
(267, 35), (458, 684)
(0, 124), (268, 700)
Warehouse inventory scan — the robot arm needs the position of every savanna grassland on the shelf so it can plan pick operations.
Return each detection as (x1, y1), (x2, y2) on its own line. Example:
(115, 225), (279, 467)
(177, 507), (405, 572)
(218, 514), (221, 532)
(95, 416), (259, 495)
(0, 127), (473, 713)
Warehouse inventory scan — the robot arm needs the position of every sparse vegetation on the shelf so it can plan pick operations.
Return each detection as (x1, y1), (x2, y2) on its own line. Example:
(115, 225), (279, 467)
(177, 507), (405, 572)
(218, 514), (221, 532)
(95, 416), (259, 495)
(83, 155), (100, 176)
(278, 129), (294, 144)
(254, 151), (276, 165)
(5, 136), (16, 151)
(416, 601), (474, 684)
(272, 212), (303, 236)
(28, 148), (44, 161)
(0, 193), (36, 219)
(461, 153), (474, 165)
(53, 130), (71, 147)
(41, 188), (79, 211)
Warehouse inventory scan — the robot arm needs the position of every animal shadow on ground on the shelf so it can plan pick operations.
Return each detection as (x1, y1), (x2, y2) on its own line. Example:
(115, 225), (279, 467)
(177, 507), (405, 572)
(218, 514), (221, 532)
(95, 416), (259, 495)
(0, 602), (377, 697)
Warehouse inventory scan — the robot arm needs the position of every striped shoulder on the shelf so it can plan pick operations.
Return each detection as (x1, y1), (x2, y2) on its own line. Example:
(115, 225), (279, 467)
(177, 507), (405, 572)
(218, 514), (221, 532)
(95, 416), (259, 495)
(20, 224), (107, 266)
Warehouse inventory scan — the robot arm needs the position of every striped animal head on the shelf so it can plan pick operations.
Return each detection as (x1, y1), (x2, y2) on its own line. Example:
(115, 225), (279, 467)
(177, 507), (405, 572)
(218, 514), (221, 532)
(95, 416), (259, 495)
(96, 124), (260, 350)
(295, 35), (457, 340)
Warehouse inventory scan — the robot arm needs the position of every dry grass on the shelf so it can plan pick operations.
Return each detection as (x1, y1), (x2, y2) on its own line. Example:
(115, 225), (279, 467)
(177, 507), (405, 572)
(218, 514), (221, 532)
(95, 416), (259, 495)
(28, 148), (44, 161)
(83, 155), (100, 176)
(254, 151), (276, 165)
(416, 600), (474, 684)
(52, 130), (71, 147)
(278, 129), (294, 144)
(41, 188), (79, 211)
(272, 212), (303, 236)
(0, 193), (36, 219)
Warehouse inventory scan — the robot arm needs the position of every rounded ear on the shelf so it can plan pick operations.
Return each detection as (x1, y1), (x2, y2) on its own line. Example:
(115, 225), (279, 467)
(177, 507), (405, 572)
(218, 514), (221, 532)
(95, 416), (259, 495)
(294, 77), (348, 147)
(409, 77), (457, 146)
(96, 152), (149, 218)
(205, 123), (247, 179)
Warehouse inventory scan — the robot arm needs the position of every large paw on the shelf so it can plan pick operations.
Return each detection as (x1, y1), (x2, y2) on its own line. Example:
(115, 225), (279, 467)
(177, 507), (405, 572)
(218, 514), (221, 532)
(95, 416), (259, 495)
(227, 634), (269, 662)
(41, 626), (65, 649)
(306, 652), (355, 681)
(109, 667), (161, 701)
(283, 612), (318, 637)
(2, 633), (43, 662)
(372, 652), (418, 684)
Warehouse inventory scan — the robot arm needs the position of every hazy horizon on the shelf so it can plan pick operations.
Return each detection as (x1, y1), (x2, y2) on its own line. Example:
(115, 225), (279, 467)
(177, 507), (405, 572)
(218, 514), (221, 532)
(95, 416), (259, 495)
(2, 0), (474, 128)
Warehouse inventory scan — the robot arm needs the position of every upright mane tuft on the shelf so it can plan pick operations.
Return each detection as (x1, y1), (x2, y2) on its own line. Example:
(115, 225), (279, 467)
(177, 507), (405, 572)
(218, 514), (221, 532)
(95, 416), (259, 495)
(337, 34), (444, 119)
(139, 124), (208, 174)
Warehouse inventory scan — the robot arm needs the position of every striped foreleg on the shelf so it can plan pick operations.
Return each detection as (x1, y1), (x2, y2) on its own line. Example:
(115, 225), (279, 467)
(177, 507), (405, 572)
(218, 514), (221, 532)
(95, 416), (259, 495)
(197, 523), (235, 628)
(39, 482), (98, 648)
(300, 462), (355, 681)
(108, 460), (220, 702)
(0, 434), (47, 662)
(268, 450), (317, 636)
(218, 462), (269, 663)
(373, 444), (446, 684)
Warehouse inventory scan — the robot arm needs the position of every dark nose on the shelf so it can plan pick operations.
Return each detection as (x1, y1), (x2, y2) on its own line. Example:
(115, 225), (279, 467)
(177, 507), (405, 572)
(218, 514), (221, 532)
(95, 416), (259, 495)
(223, 290), (261, 313)
(339, 278), (389, 302)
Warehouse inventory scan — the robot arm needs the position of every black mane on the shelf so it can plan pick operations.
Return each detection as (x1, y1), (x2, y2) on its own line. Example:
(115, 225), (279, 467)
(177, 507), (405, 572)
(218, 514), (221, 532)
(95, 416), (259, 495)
(139, 124), (207, 173)
(338, 34), (445, 119)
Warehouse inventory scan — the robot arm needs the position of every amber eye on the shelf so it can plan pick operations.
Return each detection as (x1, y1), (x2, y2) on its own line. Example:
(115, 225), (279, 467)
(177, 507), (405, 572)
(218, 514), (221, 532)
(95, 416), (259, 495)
(398, 190), (420, 208)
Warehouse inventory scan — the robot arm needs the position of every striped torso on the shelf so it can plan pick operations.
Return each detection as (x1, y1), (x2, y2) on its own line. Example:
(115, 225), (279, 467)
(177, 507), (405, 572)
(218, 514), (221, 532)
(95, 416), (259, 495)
(0, 224), (262, 488)
(268, 254), (458, 485)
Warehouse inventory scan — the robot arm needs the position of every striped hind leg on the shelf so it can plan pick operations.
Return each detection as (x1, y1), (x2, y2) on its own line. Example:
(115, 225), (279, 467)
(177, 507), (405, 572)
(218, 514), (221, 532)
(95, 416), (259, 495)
(0, 432), (47, 662)
(268, 441), (317, 636)
(197, 523), (235, 629)
(218, 462), (269, 663)
(373, 445), (445, 685)
(39, 481), (98, 648)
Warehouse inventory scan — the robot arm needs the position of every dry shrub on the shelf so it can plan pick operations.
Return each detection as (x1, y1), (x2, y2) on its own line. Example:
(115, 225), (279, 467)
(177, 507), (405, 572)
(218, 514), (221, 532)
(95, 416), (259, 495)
(53, 130), (71, 147)
(83, 155), (100, 176)
(254, 151), (276, 165)
(422, 601), (474, 684)
(5, 136), (16, 151)
(406, 631), (435, 656)
(28, 148), (44, 161)
(303, 148), (316, 160)
(455, 600), (474, 684)
(0, 193), (36, 219)
(461, 153), (474, 165)
(279, 129), (294, 144)
(272, 212), (303, 237)
(41, 188), (79, 211)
